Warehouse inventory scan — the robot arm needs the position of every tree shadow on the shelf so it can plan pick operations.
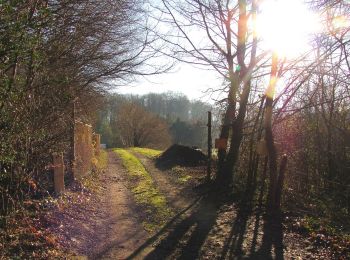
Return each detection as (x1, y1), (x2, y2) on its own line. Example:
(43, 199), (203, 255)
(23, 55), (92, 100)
(219, 186), (255, 259)
(127, 186), (285, 260)
(127, 194), (221, 260)
(249, 179), (284, 259)
(249, 210), (284, 260)
(247, 181), (284, 259)
(250, 172), (266, 254)
(219, 183), (285, 260)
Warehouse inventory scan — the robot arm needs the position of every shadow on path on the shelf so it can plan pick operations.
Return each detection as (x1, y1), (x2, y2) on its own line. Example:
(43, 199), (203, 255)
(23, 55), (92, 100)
(228, 188), (284, 260)
(249, 210), (284, 260)
(127, 188), (284, 260)
(127, 194), (220, 260)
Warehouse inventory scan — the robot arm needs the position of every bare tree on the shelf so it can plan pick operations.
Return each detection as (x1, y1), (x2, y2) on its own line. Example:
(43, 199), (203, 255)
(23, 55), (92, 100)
(150, 0), (350, 193)
(149, 0), (266, 187)
(116, 102), (172, 149)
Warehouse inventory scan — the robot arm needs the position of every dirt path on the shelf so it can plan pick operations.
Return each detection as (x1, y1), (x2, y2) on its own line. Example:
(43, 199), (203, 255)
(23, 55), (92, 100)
(91, 151), (150, 259)
(51, 151), (150, 259)
(125, 152), (335, 260)
(49, 150), (336, 259)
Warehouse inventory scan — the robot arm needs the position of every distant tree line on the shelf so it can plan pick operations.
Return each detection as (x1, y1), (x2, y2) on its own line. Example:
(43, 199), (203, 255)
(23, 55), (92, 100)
(94, 92), (216, 150)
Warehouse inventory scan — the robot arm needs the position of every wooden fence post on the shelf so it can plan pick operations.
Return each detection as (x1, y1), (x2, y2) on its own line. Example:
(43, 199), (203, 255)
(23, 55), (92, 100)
(53, 153), (65, 194)
(207, 111), (212, 182)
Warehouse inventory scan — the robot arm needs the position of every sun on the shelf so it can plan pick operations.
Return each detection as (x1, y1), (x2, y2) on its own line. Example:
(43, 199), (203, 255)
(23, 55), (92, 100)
(256, 0), (320, 58)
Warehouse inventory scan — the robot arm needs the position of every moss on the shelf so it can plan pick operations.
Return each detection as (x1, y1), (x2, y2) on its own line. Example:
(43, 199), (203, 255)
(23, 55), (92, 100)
(172, 166), (192, 184)
(114, 149), (172, 232)
(130, 147), (162, 158)
(178, 175), (192, 184)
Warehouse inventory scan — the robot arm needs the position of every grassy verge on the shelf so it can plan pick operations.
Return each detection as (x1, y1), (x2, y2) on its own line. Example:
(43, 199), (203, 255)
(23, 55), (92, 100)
(130, 147), (162, 158)
(114, 148), (172, 232)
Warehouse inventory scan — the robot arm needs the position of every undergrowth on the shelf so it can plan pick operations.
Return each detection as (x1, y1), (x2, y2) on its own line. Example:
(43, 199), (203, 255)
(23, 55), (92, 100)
(96, 149), (108, 169)
(0, 197), (66, 259)
(81, 149), (108, 193)
(114, 149), (172, 232)
(0, 150), (108, 259)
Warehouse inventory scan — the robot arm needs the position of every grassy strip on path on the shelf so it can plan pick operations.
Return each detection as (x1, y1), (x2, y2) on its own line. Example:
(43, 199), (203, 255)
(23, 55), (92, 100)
(130, 147), (162, 158)
(114, 148), (172, 232)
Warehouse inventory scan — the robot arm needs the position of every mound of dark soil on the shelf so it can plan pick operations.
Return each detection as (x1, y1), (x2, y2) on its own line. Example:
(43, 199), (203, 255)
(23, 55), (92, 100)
(156, 144), (207, 168)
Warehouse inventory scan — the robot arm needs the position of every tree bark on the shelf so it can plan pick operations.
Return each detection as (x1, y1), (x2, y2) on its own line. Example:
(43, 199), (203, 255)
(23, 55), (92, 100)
(265, 53), (279, 209)
(275, 155), (288, 208)
(215, 0), (258, 189)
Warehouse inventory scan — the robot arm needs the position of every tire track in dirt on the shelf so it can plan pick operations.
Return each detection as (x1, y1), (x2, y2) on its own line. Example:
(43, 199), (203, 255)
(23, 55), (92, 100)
(90, 151), (150, 259)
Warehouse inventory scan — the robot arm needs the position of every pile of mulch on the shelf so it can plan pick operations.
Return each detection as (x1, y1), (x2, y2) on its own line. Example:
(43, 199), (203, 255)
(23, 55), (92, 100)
(156, 144), (207, 168)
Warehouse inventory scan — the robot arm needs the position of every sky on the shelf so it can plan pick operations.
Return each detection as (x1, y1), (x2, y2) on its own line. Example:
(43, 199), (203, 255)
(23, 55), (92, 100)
(117, 63), (223, 102)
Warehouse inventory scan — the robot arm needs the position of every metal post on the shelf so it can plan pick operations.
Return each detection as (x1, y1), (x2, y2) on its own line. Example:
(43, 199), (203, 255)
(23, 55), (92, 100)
(207, 111), (212, 182)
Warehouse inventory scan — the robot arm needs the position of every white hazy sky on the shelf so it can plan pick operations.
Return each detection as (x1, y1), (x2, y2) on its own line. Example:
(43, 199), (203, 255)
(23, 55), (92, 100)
(117, 63), (223, 102)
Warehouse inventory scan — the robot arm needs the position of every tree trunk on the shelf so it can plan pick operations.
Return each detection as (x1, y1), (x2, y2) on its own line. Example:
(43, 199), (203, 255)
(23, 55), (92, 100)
(247, 95), (266, 190)
(215, 0), (257, 190)
(275, 155), (287, 208)
(265, 53), (279, 209)
(216, 75), (252, 187)
(217, 72), (238, 177)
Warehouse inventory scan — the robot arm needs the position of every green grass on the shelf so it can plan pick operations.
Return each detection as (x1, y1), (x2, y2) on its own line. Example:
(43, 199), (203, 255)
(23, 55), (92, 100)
(171, 166), (192, 184)
(114, 148), (172, 232)
(178, 175), (192, 184)
(130, 147), (162, 158)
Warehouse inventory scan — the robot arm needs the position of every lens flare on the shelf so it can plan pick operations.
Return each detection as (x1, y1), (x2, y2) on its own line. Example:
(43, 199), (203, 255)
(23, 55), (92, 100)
(256, 0), (320, 58)
(332, 15), (350, 30)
